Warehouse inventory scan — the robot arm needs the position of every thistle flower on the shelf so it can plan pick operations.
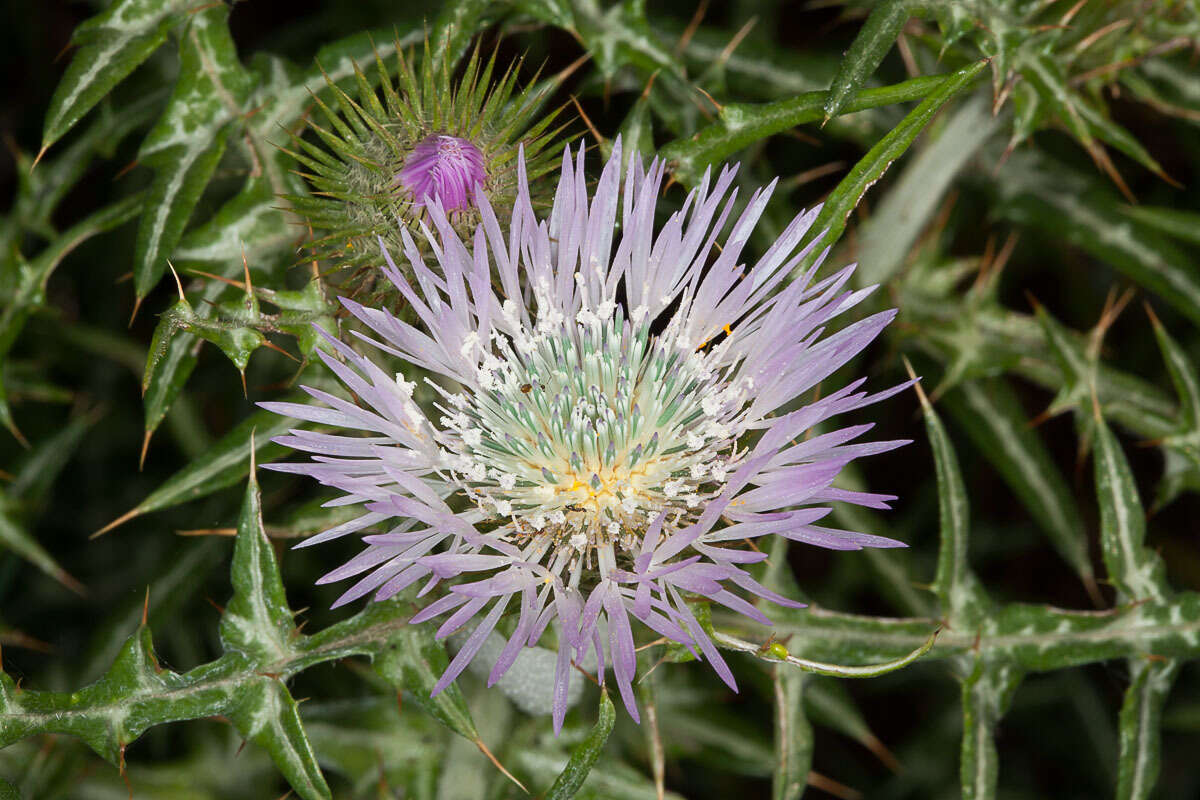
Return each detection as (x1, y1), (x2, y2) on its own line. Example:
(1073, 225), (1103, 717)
(264, 140), (907, 730)
(286, 38), (569, 276)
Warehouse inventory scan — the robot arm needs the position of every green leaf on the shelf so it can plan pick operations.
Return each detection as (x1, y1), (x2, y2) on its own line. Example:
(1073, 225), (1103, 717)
(0, 374), (18, 447)
(712, 627), (939, 677)
(94, 403), (304, 537)
(430, 0), (495, 67)
(660, 72), (946, 188)
(141, 317), (199, 451)
(16, 91), (161, 242)
(371, 613), (480, 742)
(1123, 206), (1200, 248)
(218, 458), (297, 665)
(740, 591), (1200, 669)
(960, 662), (1024, 800)
(173, 177), (297, 267)
(1022, 54), (1170, 185)
(797, 60), (987, 276)
(942, 378), (1094, 596)
(134, 5), (255, 300)
(0, 193), (144, 364)
(545, 690), (616, 800)
(0, 624), (215, 763)
(821, 0), (916, 123)
(570, 0), (683, 82)
(221, 460), (330, 800)
(1147, 311), (1200, 431)
(8, 407), (97, 506)
(1093, 415), (1170, 603)
(133, 134), (229, 301)
(995, 154), (1200, 327)
(226, 678), (331, 800)
(914, 377), (988, 621)
(1116, 659), (1179, 800)
(771, 668), (812, 800)
(0, 501), (81, 594)
(803, 678), (897, 768)
(856, 94), (997, 285)
(40, 0), (190, 152)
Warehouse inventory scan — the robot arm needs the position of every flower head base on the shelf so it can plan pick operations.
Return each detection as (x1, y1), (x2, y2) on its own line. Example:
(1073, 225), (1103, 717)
(264, 140), (907, 731)
(286, 38), (569, 278)
(396, 134), (487, 211)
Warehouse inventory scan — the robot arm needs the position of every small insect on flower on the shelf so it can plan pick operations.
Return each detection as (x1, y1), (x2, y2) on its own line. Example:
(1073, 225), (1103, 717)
(263, 139), (908, 732)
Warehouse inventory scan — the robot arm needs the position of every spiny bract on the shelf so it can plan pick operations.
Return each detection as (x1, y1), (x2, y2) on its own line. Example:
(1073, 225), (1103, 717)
(285, 38), (569, 279)
(264, 139), (908, 730)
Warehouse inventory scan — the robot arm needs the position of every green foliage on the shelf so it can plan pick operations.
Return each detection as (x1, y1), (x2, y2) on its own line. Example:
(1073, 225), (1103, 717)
(5, 0), (1200, 798)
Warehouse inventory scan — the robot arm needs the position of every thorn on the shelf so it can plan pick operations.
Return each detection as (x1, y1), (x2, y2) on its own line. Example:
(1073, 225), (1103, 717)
(634, 636), (669, 653)
(1058, 0), (1089, 27)
(241, 247), (254, 296)
(185, 267), (246, 290)
(53, 39), (75, 64)
(91, 508), (142, 539)
(234, 739), (248, 759)
(205, 596), (226, 614)
(896, 31), (919, 78)
(142, 587), (150, 627)
(31, 144), (47, 172)
(188, 1), (224, 14)
(552, 52), (591, 87)
(0, 628), (52, 653)
(262, 339), (300, 362)
(1088, 285), (1135, 361)
(176, 527), (237, 537)
(240, 370), (248, 399)
(992, 231), (1019, 276)
(139, 429), (152, 471)
(118, 744), (133, 799)
(675, 0), (709, 55)
(55, 569), (87, 597)
(971, 233), (998, 293)
(992, 74), (1015, 116)
(475, 738), (528, 794)
(1087, 141), (1136, 204)
(694, 85), (723, 114)
(1155, 168), (1184, 190)
(113, 158), (139, 181)
(1082, 571), (1106, 609)
(4, 417), (30, 449)
(166, 260), (187, 303)
(862, 733), (902, 773)
(569, 95), (605, 147)
(807, 770), (862, 800)
(784, 161), (846, 189)
(1143, 300), (1162, 330)
(1027, 407), (1055, 429)
(128, 295), (143, 328)
(900, 357), (929, 409)
(717, 15), (758, 68)
(571, 660), (603, 687)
